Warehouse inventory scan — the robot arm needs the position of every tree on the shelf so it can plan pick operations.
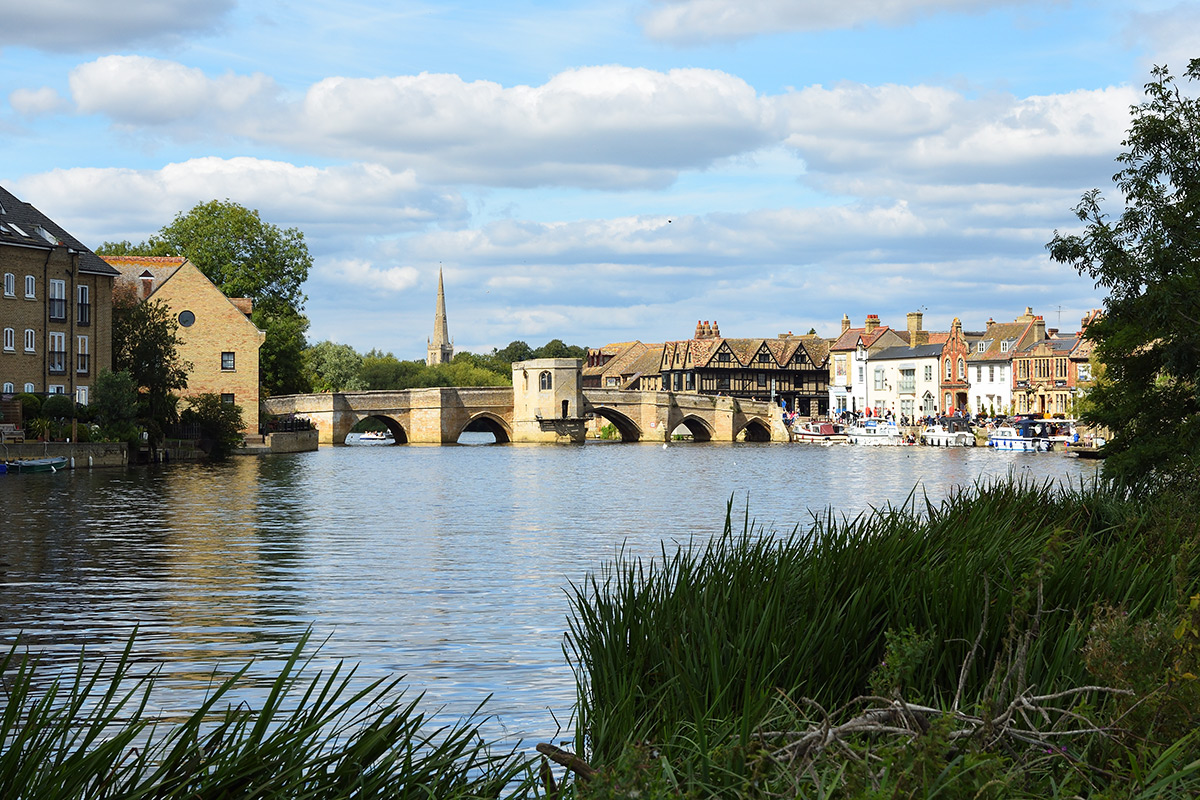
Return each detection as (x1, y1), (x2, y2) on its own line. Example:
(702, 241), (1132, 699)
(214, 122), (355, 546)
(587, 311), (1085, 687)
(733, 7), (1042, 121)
(112, 199), (315, 397)
(112, 289), (190, 438)
(93, 369), (141, 445)
(304, 341), (366, 392)
(182, 393), (246, 460)
(151, 200), (310, 316)
(1047, 59), (1200, 488)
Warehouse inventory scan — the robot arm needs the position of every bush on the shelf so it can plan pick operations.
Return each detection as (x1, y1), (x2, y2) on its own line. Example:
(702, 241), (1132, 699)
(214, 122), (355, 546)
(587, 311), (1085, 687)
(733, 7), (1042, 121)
(181, 393), (245, 459)
(40, 393), (75, 419)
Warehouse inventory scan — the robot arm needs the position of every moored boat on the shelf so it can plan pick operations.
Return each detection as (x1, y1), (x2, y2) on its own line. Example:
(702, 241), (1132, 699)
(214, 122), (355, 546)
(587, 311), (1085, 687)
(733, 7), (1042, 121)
(988, 423), (1051, 452)
(791, 420), (847, 444)
(8, 457), (69, 473)
(847, 419), (904, 446)
(920, 418), (975, 447)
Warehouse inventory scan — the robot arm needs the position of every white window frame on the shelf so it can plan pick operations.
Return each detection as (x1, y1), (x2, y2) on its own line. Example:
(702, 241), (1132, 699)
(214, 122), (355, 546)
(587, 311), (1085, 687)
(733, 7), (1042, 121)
(49, 384), (65, 394)
(24, 328), (35, 352)
(2, 327), (13, 351)
(24, 275), (35, 298)
(3, 272), (13, 296)
(24, 382), (35, 393)
(221, 351), (236, 371)
(76, 385), (89, 405)
(2, 382), (13, 393)
(50, 278), (65, 299)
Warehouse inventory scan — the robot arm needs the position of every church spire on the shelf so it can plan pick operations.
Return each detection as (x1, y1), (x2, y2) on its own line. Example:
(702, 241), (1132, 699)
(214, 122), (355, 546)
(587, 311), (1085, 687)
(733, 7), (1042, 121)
(426, 266), (454, 366)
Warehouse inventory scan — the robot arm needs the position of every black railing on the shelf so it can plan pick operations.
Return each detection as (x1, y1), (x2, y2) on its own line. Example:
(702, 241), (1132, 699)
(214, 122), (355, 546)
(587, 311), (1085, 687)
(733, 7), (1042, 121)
(260, 416), (316, 436)
(77, 302), (91, 326)
(48, 298), (66, 321)
(76, 353), (90, 375)
(48, 350), (67, 374)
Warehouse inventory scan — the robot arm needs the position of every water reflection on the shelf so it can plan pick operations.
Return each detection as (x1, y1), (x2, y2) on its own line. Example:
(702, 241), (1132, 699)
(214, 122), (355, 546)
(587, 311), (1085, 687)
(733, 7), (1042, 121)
(0, 443), (1098, 742)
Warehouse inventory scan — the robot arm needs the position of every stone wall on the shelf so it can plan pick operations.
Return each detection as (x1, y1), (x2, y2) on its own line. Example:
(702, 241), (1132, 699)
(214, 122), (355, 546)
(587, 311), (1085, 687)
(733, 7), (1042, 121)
(2, 440), (128, 467)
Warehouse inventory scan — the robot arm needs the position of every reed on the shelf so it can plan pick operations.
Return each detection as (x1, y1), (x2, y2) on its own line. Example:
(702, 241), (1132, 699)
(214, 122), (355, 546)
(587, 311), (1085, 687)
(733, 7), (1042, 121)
(564, 477), (1200, 795)
(0, 632), (536, 799)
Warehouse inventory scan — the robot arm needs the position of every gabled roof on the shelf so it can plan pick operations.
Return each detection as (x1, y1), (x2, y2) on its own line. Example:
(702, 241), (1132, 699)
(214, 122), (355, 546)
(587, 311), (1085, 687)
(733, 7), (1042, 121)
(103, 255), (257, 321)
(830, 325), (900, 351)
(967, 317), (1039, 362)
(0, 185), (119, 277)
(662, 334), (828, 370)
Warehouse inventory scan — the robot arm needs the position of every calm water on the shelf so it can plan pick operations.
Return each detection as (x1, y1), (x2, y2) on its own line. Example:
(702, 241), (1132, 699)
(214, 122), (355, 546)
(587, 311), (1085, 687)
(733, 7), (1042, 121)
(0, 439), (1097, 745)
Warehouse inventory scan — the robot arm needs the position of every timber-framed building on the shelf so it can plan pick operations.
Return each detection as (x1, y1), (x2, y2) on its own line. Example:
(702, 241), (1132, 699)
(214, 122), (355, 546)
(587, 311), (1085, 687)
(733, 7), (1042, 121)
(659, 320), (830, 417)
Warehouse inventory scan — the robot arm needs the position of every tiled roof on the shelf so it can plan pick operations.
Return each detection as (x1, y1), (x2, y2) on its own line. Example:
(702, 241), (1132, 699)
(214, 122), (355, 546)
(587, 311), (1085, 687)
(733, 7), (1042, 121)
(0, 185), (119, 276)
(104, 256), (186, 296)
(967, 320), (1035, 362)
(830, 325), (900, 351)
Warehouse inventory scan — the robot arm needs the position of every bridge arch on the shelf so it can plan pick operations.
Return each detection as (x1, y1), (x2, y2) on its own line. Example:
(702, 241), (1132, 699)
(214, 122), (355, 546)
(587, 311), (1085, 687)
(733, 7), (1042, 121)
(737, 417), (772, 442)
(672, 414), (715, 442)
(590, 407), (643, 442)
(455, 412), (512, 444)
(348, 414), (409, 444)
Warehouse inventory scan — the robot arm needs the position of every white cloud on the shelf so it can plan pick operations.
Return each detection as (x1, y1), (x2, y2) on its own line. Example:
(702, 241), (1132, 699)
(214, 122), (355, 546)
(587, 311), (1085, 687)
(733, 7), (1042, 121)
(12, 157), (466, 247)
(8, 86), (68, 116)
(70, 56), (279, 125)
(641, 0), (1043, 43)
(320, 258), (421, 292)
(67, 59), (778, 189)
(0, 0), (234, 52)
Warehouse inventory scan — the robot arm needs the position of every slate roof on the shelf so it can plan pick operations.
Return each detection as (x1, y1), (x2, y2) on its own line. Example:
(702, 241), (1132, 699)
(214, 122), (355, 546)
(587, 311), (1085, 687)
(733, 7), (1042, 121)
(1018, 337), (1076, 355)
(0, 185), (119, 277)
(871, 343), (946, 361)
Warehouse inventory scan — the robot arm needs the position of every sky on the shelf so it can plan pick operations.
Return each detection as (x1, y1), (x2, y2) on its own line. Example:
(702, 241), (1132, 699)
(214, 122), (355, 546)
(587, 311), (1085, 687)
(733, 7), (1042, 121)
(2, 0), (1197, 357)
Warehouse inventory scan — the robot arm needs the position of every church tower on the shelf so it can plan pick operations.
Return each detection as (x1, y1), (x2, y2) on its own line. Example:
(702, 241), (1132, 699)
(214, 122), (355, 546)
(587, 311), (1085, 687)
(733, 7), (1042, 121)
(427, 267), (454, 366)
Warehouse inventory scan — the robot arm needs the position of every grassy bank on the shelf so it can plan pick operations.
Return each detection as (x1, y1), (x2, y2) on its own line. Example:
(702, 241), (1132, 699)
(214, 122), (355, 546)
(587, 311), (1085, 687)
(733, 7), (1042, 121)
(5, 478), (1199, 798)
(564, 478), (1200, 798)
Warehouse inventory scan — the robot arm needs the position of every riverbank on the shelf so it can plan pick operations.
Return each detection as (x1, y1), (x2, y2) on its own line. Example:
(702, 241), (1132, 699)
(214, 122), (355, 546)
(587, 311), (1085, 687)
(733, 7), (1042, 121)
(563, 479), (1200, 798)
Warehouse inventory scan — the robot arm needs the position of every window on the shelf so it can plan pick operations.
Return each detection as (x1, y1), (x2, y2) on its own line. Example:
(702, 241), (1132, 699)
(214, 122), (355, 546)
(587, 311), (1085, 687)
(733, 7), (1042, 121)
(24, 383), (35, 393)
(717, 376), (730, 390)
(673, 372), (682, 391)
(2, 327), (12, 351)
(945, 358), (951, 380)
(178, 310), (195, 327)
(1000, 340), (1011, 353)
(49, 279), (66, 320)
(899, 368), (915, 394)
(221, 393), (235, 404)
(3, 273), (13, 296)
(49, 385), (65, 394)
(975, 366), (982, 383)
(757, 372), (767, 388)
(757, 351), (771, 363)
(977, 342), (985, 353)
(685, 372), (695, 391)
(924, 364), (932, 381)
(874, 368), (884, 391)
(988, 365), (995, 382)
(221, 351), (236, 371)
(1078, 363), (1092, 382)
(24, 328), (35, 352)
(957, 358), (965, 380)
(77, 284), (90, 325)
(77, 335), (89, 374)
(539, 371), (552, 390)
(858, 366), (864, 383)
(2, 382), (12, 393)
(717, 351), (732, 363)
(24, 275), (35, 298)
(48, 331), (65, 374)
(1055, 358), (1067, 379)
(76, 385), (88, 405)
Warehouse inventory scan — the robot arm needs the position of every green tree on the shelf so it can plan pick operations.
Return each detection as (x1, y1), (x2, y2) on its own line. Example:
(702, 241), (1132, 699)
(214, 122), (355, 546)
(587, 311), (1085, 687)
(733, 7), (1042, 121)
(359, 350), (421, 390)
(112, 290), (190, 438)
(117, 199), (314, 397)
(92, 369), (141, 445)
(181, 393), (246, 460)
(151, 200), (310, 316)
(1047, 59), (1200, 488)
(304, 341), (366, 392)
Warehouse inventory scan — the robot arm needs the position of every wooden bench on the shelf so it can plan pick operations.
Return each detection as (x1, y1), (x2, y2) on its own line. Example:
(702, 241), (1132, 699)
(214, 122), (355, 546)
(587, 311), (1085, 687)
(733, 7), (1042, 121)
(0, 423), (25, 443)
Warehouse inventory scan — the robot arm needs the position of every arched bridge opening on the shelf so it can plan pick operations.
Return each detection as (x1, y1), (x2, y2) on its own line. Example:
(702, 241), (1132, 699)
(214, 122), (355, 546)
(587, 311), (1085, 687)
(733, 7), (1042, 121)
(737, 418), (772, 442)
(346, 414), (408, 445)
(671, 415), (714, 443)
(590, 408), (643, 442)
(456, 413), (511, 444)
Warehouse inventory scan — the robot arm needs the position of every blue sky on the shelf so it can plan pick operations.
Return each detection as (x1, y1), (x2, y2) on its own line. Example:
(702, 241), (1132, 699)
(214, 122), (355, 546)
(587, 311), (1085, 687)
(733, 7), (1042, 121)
(2, 0), (1197, 356)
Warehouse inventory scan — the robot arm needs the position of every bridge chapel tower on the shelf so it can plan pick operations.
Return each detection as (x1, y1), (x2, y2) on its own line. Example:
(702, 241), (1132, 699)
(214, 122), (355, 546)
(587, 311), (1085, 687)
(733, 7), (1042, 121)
(426, 267), (454, 366)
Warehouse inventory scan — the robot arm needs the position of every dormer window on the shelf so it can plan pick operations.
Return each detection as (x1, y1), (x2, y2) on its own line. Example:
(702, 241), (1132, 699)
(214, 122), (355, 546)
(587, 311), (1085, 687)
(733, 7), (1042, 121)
(1000, 340), (1012, 353)
(716, 351), (732, 363)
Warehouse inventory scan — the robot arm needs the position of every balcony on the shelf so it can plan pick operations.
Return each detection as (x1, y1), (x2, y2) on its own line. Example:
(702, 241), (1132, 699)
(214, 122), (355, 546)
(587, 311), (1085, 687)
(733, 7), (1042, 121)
(48, 298), (66, 321)
(48, 350), (67, 375)
(77, 302), (91, 326)
(77, 353), (90, 375)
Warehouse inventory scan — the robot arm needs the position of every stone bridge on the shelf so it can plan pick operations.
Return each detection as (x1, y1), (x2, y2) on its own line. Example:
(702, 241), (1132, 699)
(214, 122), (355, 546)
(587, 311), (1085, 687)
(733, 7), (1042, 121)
(263, 386), (788, 445)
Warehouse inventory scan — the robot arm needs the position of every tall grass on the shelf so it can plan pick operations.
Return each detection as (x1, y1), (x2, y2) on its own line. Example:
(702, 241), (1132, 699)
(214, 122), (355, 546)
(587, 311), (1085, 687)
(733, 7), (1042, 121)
(565, 477), (1200, 769)
(0, 632), (536, 799)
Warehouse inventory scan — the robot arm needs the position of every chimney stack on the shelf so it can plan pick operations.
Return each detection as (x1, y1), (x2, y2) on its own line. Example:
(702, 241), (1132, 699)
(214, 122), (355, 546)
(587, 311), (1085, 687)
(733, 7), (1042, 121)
(864, 314), (880, 335)
(906, 311), (928, 346)
(841, 314), (851, 334)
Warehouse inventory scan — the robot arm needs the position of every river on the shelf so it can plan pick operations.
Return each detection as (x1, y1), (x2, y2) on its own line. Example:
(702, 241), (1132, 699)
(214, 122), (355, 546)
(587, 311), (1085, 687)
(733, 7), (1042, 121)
(0, 438), (1098, 746)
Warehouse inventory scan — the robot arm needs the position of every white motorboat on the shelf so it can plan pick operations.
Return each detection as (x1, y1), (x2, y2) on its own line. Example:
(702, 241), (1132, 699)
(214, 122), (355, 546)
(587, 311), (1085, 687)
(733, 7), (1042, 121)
(847, 419), (904, 446)
(792, 421), (847, 444)
(988, 424), (1050, 452)
(358, 430), (394, 442)
(920, 420), (975, 447)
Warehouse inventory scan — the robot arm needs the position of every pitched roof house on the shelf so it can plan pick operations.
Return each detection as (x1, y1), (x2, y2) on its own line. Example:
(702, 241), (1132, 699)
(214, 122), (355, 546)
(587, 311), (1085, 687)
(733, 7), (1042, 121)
(104, 256), (266, 431)
(0, 185), (118, 405)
